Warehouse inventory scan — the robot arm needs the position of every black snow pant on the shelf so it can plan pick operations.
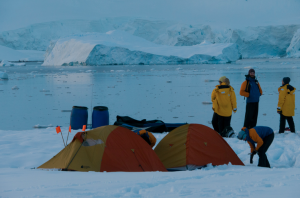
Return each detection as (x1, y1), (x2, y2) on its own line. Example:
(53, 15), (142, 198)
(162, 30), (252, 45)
(279, 113), (295, 133)
(212, 113), (219, 133)
(212, 113), (231, 135)
(258, 133), (274, 168)
(244, 102), (259, 129)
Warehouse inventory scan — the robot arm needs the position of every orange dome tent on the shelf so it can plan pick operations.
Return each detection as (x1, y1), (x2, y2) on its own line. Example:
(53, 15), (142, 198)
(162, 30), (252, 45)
(154, 124), (244, 171)
(38, 125), (166, 172)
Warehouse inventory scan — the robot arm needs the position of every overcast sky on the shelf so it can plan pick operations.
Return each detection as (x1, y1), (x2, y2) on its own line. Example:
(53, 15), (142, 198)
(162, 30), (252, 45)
(1, 0), (300, 31)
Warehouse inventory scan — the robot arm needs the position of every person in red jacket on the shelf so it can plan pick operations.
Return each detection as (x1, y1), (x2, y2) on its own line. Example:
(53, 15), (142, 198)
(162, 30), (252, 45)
(237, 126), (274, 168)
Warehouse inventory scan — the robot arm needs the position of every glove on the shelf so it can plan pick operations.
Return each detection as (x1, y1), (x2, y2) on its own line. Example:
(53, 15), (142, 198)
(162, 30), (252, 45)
(250, 150), (257, 164)
(250, 153), (254, 164)
(277, 107), (281, 114)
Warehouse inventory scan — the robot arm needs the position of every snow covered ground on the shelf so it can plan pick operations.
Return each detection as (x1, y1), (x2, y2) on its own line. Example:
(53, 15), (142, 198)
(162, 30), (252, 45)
(43, 31), (239, 66)
(1, 128), (300, 197)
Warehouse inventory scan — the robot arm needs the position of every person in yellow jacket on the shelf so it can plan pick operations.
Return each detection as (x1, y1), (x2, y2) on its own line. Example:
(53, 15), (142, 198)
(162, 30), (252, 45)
(277, 77), (296, 133)
(211, 77), (237, 135)
(133, 129), (156, 148)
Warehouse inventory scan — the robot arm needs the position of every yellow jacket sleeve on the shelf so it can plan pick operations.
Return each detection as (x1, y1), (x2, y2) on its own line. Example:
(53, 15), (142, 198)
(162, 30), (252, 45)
(230, 88), (237, 112)
(249, 129), (264, 151)
(240, 81), (249, 97)
(277, 87), (287, 111)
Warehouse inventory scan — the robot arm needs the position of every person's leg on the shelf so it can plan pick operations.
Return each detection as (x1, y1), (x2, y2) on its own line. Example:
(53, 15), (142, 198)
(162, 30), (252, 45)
(279, 113), (286, 133)
(251, 102), (259, 128)
(218, 115), (225, 135)
(258, 133), (274, 168)
(212, 113), (219, 132)
(286, 116), (295, 133)
(244, 103), (254, 128)
(224, 115), (232, 129)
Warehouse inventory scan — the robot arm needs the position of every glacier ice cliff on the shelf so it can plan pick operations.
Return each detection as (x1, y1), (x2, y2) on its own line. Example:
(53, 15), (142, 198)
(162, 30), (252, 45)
(42, 31), (240, 66)
(1, 18), (300, 60)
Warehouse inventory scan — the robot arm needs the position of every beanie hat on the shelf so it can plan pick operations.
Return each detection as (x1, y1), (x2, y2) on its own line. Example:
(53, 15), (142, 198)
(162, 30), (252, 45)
(223, 78), (230, 85)
(219, 76), (226, 82)
(248, 69), (255, 75)
(282, 77), (290, 84)
(237, 130), (247, 140)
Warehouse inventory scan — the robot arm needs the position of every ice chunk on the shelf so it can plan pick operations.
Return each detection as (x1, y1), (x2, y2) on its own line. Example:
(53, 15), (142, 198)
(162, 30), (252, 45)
(0, 72), (8, 79)
(12, 86), (19, 90)
(0, 60), (14, 67)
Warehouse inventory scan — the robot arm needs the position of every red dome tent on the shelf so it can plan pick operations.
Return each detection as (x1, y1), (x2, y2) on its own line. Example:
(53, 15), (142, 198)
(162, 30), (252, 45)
(154, 124), (244, 170)
(39, 125), (166, 172)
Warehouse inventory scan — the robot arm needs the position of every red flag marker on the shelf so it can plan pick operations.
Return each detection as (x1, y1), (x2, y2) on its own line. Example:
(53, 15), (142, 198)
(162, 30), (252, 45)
(82, 125), (86, 132)
(56, 126), (61, 134)
(68, 126), (72, 133)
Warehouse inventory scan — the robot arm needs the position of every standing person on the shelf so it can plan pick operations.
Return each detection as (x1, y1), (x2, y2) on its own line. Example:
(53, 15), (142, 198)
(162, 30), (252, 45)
(277, 77), (296, 133)
(211, 76), (226, 132)
(237, 126), (274, 168)
(240, 69), (263, 129)
(211, 77), (237, 135)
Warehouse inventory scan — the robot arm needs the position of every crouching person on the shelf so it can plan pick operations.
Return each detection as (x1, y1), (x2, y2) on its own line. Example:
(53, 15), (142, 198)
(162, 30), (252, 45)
(134, 129), (156, 148)
(237, 126), (274, 168)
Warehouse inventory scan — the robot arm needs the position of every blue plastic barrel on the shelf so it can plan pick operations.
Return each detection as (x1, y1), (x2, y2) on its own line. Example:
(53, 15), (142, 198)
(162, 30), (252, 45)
(92, 106), (109, 128)
(70, 106), (88, 130)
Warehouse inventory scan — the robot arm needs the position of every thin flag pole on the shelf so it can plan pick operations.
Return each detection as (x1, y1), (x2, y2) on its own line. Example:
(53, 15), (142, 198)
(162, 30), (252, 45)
(56, 126), (66, 147)
(66, 125), (71, 145)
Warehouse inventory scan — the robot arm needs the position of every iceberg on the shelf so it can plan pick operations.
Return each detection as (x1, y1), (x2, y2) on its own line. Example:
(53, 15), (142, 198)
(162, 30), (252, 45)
(43, 31), (240, 66)
(0, 60), (26, 67)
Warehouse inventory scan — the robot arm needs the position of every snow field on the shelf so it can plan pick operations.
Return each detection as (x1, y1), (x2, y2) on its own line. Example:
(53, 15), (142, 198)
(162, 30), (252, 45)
(0, 128), (300, 197)
(1, 166), (300, 197)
